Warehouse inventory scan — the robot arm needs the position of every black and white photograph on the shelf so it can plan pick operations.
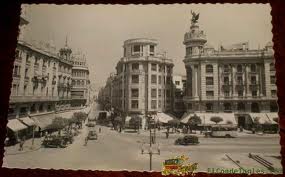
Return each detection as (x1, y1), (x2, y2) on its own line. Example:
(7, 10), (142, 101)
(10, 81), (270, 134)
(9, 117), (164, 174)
(3, 4), (282, 174)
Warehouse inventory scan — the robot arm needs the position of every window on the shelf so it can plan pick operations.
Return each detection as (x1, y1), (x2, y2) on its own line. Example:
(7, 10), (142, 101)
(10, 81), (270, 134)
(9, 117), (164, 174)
(131, 100), (139, 109)
(237, 76), (243, 85)
(132, 63), (139, 70)
(158, 89), (162, 97)
(206, 64), (213, 73)
(151, 63), (157, 71)
(270, 63), (275, 71)
(188, 103), (192, 110)
(30, 104), (36, 113)
(238, 90), (243, 97)
(167, 66), (172, 73)
(131, 75), (139, 84)
(186, 47), (192, 55)
(13, 65), (21, 77)
(252, 90), (257, 97)
(237, 64), (243, 73)
(151, 75), (157, 84)
(250, 64), (256, 72)
(206, 103), (213, 112)
(158, 76), (162, 84)
(133, 45), (140, 53)
(131, 89), (139, 98)
(150, 45), (155, 56)
(166, 76), (171, 85)
(271, 90), (277, 97)
(270, 102), (278, 112)
(224, 103), (232, 112)
(224, 77), (229, 85)
(251, 76), (256, 84)
(206, 91), (214, 97)
(151, 100), (157, 109)
(123, 47), (126, 57)
(39, 104), (44, 112)
(47, 105), (52, 111)
(270, 76), (276, 84)
(237, 103), (245, 111)
(166, 89), (171, 97)
(158, 100), (161, 108)
(206, 77), (214, 85)
(224, 65), (230, 73)
(224, 91), (230, 97)
(151, 89), (157, 98)
(251, 102), (260, 113)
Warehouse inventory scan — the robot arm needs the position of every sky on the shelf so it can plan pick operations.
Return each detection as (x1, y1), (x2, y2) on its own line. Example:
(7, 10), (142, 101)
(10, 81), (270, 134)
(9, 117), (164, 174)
(21, 4), (272, 90)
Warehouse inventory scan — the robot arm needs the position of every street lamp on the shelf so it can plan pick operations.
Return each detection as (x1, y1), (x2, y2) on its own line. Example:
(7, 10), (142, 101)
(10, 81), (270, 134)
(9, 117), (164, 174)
(141, 117), (160, 171)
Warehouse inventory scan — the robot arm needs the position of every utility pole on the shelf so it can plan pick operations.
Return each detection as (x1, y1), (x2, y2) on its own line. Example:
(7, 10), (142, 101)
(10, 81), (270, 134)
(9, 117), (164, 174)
(141, 117), (160, 171)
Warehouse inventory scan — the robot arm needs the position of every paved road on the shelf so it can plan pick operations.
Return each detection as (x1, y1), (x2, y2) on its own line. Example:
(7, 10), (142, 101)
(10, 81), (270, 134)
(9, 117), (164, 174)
(3, 103), (282, 173)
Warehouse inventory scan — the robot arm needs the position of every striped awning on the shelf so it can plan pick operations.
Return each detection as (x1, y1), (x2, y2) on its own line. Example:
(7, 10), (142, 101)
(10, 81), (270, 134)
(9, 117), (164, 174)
(180, 112), (237, 125)
(266, 113), (278, 125)
(31, 112), (56, 130)
(7, 119), (27, 132)
(248, 113), (271, 124)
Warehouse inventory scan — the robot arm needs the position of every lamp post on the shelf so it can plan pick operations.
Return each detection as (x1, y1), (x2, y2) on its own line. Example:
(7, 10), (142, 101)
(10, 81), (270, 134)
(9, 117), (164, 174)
(141, 117), (160, 171)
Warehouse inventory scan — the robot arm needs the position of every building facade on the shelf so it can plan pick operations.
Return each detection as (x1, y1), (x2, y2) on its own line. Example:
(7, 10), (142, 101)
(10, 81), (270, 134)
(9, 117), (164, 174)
(71, 51), (90, 107)
(183, 15), (277, 116)
(107, 38), (174, 116)
(172, 74), (187, 117)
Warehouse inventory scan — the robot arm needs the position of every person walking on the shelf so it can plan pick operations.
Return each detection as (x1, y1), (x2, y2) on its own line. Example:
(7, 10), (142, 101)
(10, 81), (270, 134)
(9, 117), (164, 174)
(19, 136), (25, 151)
(84, 136), (88, 146)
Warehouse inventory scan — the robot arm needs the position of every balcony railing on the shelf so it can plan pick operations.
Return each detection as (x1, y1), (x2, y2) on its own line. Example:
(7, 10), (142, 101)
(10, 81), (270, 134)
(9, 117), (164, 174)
(235, 84), (245, 90)
(9, 96), (59, 103)
(249, 84), (259, 90)
(222, 84), (232, 91)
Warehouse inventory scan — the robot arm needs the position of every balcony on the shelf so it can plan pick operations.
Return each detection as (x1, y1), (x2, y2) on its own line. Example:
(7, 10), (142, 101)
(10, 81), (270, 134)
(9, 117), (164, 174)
(236, 71), (243, 75)
(249, 83), (259, 90)
(222, 70), (231, 75)
(9, 96), (59, 103)
(222, 84), (232, 91)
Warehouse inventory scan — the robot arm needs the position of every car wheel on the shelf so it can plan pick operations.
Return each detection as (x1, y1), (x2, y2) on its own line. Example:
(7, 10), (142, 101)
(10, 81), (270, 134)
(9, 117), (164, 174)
(225, 134), (231, 138)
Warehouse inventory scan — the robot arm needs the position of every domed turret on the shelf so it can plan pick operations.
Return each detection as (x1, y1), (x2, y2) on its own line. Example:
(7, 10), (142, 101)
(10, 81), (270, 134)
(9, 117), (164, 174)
(184, 11), (207, 57)
(59, 37), (72, 60)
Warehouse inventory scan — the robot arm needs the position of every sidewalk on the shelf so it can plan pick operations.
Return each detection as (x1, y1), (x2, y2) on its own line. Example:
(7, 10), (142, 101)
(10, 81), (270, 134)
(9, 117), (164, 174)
(4, 137), (42, 156)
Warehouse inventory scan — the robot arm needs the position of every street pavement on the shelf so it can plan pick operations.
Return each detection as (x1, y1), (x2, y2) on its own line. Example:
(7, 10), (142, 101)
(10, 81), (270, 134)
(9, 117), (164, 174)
(3, 103), (282, 173)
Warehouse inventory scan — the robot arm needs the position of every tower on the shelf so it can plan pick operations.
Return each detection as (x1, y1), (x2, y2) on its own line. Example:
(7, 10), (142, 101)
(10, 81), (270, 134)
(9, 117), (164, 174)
(59, 37), (72, 60)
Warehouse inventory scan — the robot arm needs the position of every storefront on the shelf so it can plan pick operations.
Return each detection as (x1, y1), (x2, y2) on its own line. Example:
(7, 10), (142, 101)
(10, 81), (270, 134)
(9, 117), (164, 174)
(6, 119), (27, 144)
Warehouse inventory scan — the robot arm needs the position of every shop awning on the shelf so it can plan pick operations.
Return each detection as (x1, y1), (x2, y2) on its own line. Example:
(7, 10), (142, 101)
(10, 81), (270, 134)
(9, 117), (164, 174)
(19, 117), (36, 126)
(180, 112), (237, 125)
(83, 106), (91, 114)
(266, 112), (278, 125)
(248, 113), (271, 124)
(31, 113), (55, 130)
(57, 110), (76, 120)
(154, 112), (175, 123)
(7, 119), (27, 132)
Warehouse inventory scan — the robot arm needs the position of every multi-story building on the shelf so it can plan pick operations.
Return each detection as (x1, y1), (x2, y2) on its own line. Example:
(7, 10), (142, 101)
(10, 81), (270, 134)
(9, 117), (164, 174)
(7, 14), (90, 141)
(172, 74), (187, 117)
(71, 51), (90, 107)
(110, 38), (174, 118)
(182, 13), (277, 128)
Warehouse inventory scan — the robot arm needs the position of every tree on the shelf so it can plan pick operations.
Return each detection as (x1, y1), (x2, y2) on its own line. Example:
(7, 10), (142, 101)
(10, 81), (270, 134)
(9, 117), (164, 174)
(47, 117), (68, 135)
(210, 116), (223, 125)
(129, 116), (141, 132)
(168, 119), (180, 133)
(72, 112), (88, 128)
(187, 115), (202, 133)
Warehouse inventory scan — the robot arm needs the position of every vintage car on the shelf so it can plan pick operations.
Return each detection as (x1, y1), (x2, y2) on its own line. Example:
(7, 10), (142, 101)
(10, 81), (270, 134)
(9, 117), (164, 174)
(42, 135), (67, 148)
(175, 135), (199, 145)
(86, 122), (96, 127)
(87, 130), (98, 140)
(62, 133), (74, 144)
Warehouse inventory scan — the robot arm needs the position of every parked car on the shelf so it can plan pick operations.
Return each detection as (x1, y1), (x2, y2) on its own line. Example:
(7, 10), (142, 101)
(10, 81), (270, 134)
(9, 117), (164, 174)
(62, 133), (74, 144)
(175, 135), (199, 145)
(88, 130), (98, 140)
(210, 125), (238, 138)
(42, 135), (67, 148)
(86, 122), (96, 127)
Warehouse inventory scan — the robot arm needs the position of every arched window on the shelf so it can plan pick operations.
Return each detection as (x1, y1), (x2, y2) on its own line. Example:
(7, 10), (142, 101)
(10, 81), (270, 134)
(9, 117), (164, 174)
(206, 64), (213, 73)
(270, 63), (275, 71)
(237, 102), (245, 112)
(224, 65), (230, 73)
(250, 64), (256, 72)
(237, 64), (243, 73)
(251, 102), (260, 113)
(224, 103), (232, 112)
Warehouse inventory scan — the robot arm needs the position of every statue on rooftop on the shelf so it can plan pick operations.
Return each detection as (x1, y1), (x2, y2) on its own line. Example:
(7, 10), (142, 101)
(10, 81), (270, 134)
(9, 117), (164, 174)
(191, 10), (199, 24)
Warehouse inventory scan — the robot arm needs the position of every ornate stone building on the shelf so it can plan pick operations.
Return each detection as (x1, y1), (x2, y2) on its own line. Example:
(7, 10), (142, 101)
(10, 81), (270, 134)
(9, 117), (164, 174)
(183, 13), (277, 125)
(110, 38), (174, 116)
(71, 51), (90, 107)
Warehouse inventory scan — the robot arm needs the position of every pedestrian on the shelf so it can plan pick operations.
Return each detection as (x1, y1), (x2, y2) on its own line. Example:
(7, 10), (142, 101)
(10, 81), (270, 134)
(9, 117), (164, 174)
(99, 127), (101, 133)
(19, 137), (25, 151)
(166, 131), (169, 139)
(84, 136), (88, 146)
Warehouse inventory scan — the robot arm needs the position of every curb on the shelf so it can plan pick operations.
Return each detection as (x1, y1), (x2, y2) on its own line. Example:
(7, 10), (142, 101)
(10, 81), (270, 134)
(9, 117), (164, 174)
(5, 146), (41, 156)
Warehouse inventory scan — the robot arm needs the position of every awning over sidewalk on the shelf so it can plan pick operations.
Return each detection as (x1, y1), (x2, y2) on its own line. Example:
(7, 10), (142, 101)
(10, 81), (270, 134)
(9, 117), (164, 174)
(265, 113), (278, 125)
(19, 117), (36, 126)
(180, 112), (237, 125)
(31, 112), (56, 131)
(248, 113), (271, 124)
(57, 110), (76, 120)
(83, 106), (91, 114)
(7, 119), (27, 132)
(154, 112), (175, 123)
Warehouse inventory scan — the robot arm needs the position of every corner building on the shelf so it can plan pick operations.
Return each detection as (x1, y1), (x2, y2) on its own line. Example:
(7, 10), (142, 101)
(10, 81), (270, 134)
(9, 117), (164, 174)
(183, 18), (277, 116)
(112, 38), (174, 116)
